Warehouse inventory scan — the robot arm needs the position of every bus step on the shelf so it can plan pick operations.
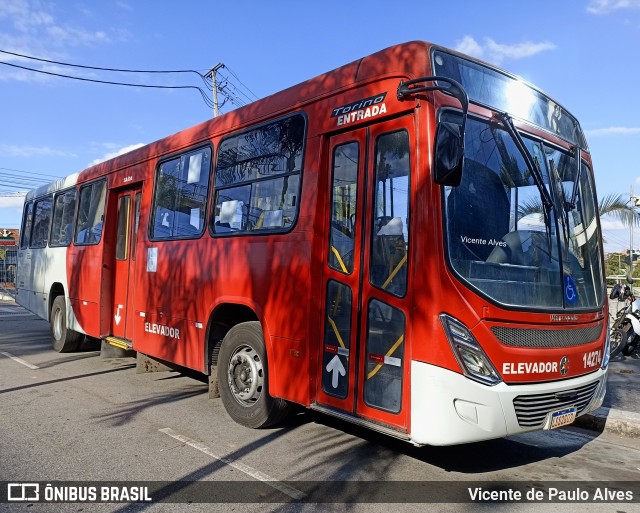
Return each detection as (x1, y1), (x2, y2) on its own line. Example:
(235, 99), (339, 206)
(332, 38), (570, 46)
(104, 336), (133, 351)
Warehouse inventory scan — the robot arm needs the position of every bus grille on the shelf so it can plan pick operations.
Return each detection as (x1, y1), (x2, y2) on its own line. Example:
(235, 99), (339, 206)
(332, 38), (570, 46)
(512, 381), (600, 428)
(491, 325), (602, 348)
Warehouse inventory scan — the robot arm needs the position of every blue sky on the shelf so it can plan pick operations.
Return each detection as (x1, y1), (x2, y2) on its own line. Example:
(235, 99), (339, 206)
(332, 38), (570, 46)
(0, 0), (639, 252)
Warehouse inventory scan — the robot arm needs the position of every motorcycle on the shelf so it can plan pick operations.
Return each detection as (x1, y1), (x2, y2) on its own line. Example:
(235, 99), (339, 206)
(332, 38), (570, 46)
(609, 285), (640, 358)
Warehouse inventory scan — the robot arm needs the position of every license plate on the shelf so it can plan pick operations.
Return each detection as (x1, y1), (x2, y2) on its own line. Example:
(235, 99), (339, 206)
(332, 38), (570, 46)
(549, 406), (577, 429)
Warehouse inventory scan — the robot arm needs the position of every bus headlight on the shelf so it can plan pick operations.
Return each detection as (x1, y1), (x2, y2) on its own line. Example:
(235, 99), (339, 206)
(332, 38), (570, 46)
(440, 314), (502, 386)
(602, 318), (610, 370)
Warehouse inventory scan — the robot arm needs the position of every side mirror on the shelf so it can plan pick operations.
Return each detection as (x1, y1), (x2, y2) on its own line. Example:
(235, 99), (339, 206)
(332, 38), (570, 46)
(434, 121), (464, 187)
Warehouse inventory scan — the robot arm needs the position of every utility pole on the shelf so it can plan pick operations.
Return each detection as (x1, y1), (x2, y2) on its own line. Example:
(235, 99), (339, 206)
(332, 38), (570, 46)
(206, 63), (224, 117)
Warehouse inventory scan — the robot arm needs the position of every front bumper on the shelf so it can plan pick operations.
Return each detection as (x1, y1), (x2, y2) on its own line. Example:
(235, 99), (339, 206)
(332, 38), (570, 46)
(410, 360), (607, 446)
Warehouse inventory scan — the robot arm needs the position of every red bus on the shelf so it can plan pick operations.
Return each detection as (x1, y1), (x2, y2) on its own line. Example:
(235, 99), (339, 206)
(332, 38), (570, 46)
(17, 41), (608, 445)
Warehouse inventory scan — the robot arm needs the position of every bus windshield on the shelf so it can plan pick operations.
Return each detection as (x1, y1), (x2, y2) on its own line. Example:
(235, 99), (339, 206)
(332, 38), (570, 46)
(443, 113), (604, 311)
(432, 49), (587, 149)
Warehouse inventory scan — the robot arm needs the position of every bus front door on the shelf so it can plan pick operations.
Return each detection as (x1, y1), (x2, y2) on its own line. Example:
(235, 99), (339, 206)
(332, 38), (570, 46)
(318, 117), (414, 432)
(110, 187), (142, 341)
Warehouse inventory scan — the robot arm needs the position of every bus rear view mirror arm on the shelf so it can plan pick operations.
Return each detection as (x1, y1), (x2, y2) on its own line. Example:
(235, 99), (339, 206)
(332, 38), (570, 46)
(397, 76), (469, 135)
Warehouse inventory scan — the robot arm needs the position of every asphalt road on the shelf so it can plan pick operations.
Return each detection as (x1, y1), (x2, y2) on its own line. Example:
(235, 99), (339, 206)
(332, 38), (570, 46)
(1, 304), (640, 513)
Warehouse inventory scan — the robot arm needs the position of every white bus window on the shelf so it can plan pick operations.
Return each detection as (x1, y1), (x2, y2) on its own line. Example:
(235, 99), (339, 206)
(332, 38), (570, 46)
(19, 202), (34, 249)
(50, 189), (77, 247)
(30, 196), (53, 248)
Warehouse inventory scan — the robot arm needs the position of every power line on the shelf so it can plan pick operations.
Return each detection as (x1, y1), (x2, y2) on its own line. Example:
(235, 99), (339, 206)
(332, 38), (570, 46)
(0, 171), (53, 182)
(0, 182), (34, 190)
(0, 48), (211, 89)
(0, 48), (259, 114)
(224, 65), (260, 101)
(0, 48), (208, 77)
(0, 61), (215, 109)
(0, 180), (49, 190)
(0, 167), (61, 179)
(218, 73), (252, 105)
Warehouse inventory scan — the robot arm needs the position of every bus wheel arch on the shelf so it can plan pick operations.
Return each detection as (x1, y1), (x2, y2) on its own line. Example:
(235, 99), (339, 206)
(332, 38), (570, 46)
(50, 295), (82, 352)
(205, 302), (272, 397)
(216, 320), (290, 428)
(48, 282), (65, 322)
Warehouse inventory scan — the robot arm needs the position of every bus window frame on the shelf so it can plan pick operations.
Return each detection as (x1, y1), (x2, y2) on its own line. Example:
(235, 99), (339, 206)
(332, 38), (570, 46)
(148, 142), (214, 243)
(209, 111), (308, 238)
(369, 128), (411, 299)
(19, 200), (34, 249)
(49, 187), (78, 248)
(74, 179), (107, 247)
(29, 194), (54, 249)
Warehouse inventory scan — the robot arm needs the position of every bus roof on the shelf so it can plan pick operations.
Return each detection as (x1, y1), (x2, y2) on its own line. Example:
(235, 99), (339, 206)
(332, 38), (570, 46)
(24, 173), (79, 202)
(24, 40), (584, 197)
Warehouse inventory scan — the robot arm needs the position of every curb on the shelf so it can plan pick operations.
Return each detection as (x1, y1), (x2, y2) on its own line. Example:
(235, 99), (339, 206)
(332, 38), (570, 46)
(574, 407), (640, 438)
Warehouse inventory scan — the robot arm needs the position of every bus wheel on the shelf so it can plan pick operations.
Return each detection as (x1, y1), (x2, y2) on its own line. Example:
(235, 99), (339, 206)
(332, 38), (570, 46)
(50, 296), (82, 352)
(217, 321), (290, 428)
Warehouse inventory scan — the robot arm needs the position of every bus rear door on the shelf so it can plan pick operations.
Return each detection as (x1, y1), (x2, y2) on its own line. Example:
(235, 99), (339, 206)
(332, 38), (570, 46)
(110, 186), (142, 341)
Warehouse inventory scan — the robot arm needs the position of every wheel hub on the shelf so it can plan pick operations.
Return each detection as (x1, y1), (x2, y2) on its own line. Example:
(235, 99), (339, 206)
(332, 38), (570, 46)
(227, 346), (264, 406)
(53, 307), (63, 340)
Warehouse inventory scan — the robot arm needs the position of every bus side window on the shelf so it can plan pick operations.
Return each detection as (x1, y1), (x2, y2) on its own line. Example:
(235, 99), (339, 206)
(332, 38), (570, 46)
(30, 196), (53, 248)
(75, 181), (107, 245)
(20, 202), (34, 249)
(212, 114), (305, 235)
(151, 146), (211, 240)
(50, 189), (77, 247)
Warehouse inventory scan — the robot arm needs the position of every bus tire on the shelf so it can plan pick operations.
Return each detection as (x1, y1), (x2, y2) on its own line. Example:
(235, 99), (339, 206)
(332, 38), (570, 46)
(217, 321), (290, 428)
(50, 295), (82, 352)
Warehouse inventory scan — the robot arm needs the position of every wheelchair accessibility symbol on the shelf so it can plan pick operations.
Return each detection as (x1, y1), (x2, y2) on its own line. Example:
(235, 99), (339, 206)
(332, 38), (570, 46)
(564, 275), (578, 303)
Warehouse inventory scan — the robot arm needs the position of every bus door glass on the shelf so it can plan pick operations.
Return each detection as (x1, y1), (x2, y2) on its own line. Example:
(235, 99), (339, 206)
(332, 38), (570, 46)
(111, 186), (142, 340)
(318, 116), (414, 431)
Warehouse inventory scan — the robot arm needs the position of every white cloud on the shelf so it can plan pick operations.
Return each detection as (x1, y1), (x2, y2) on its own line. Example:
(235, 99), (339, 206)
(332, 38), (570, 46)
(116, 2), (133, 12)
(45, 25), (110, 46)
(584, 126), (640, 137)
(88, 143), (145, 166)
(0, 143), (76, 157)
(0, 0), (119, 84)
(0, 0), (54, 32)
(454, 36), (485, 59)
(454, 36), (556, 65)
(587, 0), (640, 14)
(0, 0), (102, 44)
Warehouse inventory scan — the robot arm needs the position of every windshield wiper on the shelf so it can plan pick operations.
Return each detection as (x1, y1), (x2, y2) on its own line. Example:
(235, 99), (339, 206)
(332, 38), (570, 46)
(549, 158), (571, 256)
(568, 144), (581, 210)
(495, 113), (555, 260)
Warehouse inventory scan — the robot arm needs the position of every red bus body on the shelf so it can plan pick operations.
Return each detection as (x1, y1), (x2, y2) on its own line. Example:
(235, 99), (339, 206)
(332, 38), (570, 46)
(17, 41), (608, 445)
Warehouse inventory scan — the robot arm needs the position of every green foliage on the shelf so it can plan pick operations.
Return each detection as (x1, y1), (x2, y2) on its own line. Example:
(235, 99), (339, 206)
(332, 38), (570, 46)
(599, 193), (640, 226)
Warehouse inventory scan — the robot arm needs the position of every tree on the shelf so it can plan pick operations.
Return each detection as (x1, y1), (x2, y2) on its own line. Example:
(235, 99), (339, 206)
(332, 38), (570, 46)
(516, 192), (640, 226)
(598, 193), (640, 226)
